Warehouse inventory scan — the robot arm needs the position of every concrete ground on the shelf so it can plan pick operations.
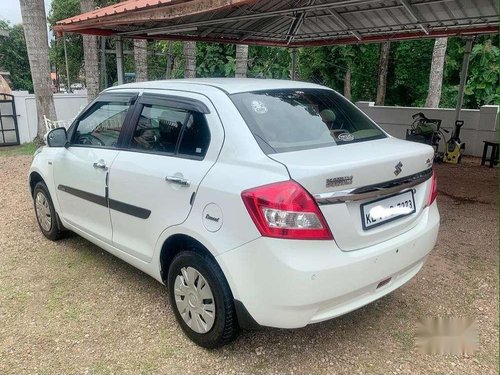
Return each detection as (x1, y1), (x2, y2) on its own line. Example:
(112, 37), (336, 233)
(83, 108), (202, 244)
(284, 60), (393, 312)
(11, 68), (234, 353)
(0, 153), (498, 374)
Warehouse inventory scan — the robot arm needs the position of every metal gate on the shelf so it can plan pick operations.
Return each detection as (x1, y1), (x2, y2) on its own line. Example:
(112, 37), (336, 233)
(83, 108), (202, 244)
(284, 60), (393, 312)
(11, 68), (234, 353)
(0, 93), (20, 146)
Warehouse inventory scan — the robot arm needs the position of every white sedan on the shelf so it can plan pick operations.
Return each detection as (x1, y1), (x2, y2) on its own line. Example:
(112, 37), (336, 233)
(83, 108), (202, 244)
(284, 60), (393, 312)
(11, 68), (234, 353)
(29, 79), (439, 348)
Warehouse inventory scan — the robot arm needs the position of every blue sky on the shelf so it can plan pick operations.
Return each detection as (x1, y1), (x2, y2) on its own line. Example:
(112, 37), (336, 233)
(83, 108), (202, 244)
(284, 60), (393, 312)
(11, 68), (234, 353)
(1, 0), (52, 25)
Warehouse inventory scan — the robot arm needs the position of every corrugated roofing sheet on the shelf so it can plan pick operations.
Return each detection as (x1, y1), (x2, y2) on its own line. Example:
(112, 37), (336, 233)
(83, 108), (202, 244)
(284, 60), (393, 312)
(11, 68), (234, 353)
(54, 0), (499, 46)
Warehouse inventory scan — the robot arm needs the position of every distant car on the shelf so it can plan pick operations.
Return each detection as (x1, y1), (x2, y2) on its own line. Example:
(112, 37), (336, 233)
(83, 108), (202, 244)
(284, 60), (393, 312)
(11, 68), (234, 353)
(29, 79), (440, 348)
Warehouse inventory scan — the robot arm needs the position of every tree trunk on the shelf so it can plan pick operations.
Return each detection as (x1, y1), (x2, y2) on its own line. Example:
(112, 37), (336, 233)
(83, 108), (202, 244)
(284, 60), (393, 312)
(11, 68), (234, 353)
(165, 42), (174, 79)
(235, 44), (249, 78)
(376, 41), (391, 106)
(80, 0), (100, 102)
(344, 65), (352, 100)
(183, 41), (196, 78)
(19, 0), (57, 140)
(134, 39), (148, 82)
(425, 37), (448, 108)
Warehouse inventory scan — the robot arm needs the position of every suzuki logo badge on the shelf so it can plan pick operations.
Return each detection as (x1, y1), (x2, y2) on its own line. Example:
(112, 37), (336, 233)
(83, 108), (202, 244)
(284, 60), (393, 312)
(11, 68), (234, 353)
(394, 161), (403, 176)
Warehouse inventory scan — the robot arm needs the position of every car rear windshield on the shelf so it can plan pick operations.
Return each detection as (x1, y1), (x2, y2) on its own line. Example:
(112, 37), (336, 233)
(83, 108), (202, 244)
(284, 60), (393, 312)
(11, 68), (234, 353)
(230, 89), (386, 154)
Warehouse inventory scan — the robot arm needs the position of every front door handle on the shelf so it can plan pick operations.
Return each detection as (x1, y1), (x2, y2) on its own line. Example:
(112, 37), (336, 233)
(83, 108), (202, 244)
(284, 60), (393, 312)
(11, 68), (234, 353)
(165, 175), (190, 187)
(93, 160), (108, 171)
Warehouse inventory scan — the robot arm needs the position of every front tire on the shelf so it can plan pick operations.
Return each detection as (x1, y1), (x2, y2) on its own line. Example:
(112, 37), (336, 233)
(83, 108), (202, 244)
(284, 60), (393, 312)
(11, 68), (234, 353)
(33, 182), (63, 241)
(167, 250), (239, 348)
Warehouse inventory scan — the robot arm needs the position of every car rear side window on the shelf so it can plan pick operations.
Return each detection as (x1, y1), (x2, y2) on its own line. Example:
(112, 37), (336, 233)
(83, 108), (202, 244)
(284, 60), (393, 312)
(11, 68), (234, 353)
(178, 112), (211, 158)
(72, 101), (130, 148)
(230, 89), (386, 154)
(131, 104), (186, 154)
(130, 103), (210, 158)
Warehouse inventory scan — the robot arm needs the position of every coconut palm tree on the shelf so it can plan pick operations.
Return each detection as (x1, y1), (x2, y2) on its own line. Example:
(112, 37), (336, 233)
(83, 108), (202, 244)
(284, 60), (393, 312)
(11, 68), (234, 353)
(235, 44), (248, 78)
(425, 38), (448, 108)
(183, 41), (196, 78)
(376, 41), (391, 106)
(19, 0), (57, 140)
(134, 39), (148, 82)
(80, 0), (100, 102)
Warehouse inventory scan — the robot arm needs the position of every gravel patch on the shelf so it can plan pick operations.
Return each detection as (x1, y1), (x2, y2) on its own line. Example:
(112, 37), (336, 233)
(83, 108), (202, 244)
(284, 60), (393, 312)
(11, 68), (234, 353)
(0, 154), (497, 374)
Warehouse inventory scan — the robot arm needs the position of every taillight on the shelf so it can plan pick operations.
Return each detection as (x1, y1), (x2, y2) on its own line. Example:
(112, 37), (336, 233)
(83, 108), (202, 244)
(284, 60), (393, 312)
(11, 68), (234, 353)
(427, 172), (438, 206)
(241, 180), (333, 240)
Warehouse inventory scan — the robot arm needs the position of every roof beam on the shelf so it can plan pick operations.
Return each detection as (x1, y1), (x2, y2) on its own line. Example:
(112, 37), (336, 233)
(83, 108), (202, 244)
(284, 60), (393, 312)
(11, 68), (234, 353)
(400, 0), (429, 34)
(238, 16), (284, 41)
(327, 8), (362, 41)
(286, 11), (306, 45)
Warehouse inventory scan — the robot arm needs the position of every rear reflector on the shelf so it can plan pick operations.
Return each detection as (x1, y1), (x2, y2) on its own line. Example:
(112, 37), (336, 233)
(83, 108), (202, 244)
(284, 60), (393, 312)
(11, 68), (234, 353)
(241, 180), (333, 240)
(377, 277), (392, 289)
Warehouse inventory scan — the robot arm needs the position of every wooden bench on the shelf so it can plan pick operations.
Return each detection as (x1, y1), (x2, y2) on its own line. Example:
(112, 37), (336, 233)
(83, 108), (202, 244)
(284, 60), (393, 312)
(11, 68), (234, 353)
(481, 140), (499, 168)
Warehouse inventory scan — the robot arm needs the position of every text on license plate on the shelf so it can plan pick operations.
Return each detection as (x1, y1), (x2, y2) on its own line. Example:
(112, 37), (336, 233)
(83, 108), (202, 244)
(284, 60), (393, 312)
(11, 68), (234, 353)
(361, 190), (416, 230)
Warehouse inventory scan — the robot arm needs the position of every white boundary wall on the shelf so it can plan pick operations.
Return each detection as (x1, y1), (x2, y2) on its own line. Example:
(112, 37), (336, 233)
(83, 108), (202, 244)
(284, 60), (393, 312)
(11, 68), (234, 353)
(356, 101), (499, 157)
(13, 91), (88, 143)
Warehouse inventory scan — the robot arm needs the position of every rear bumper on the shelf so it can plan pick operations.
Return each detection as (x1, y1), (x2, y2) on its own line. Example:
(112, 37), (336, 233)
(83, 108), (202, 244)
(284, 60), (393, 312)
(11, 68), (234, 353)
(217, 203), (439, 329)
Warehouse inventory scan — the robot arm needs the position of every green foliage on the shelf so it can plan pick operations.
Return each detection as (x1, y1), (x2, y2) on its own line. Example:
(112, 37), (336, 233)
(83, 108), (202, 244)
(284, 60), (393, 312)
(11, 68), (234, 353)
(466, 39), (499, 107)
(297, 36), (498, 109)
(196, 43), (236, 77)
(299, 44), (377, 102)
(0, 21), (33, 92)
(299, 46), (344, 90)
(248, 46), (290, 79)
(351, 44), (379, 101)
(385, 39), (434, 106)
(48, 0), (83, 86)
(148, 41), (184, 80)
(441, 35), (499, 108)
(48, 0), (122, 87)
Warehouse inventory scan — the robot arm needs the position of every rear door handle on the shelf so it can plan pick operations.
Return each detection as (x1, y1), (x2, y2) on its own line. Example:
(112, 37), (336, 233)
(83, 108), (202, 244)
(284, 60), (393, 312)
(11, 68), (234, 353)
(165, 176), (190, 187)
(93, 160), (108, 171)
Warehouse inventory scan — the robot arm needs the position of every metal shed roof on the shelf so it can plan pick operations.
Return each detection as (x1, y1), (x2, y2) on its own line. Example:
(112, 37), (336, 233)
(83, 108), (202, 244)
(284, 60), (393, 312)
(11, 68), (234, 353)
(54, 0), (499, 46)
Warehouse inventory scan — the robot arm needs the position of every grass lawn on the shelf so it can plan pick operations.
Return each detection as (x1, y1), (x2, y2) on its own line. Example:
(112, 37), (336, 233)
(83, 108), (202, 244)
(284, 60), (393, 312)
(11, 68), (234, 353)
(0, 142), (38, 157)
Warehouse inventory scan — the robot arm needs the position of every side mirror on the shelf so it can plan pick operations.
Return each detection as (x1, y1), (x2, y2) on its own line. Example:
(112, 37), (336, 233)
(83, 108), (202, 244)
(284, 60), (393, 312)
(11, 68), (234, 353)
(47, 127), (68, 147)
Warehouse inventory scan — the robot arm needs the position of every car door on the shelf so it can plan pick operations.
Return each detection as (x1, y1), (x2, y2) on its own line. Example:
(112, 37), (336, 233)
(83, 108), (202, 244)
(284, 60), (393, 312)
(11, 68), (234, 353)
(53, 92), (136, 243)
(107, 92), (224, 262)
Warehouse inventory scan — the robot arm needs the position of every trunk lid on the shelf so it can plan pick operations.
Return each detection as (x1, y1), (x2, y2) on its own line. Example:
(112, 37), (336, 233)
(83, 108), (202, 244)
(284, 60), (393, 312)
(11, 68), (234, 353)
(269, 137), (435, 251)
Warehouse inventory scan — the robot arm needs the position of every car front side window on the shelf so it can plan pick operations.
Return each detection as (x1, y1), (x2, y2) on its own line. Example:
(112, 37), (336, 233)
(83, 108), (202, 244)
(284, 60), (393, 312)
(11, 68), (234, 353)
(72, 101), (130, 148)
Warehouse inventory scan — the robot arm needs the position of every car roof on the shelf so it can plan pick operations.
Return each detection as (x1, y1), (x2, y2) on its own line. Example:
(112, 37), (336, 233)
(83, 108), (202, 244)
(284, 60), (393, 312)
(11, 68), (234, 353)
(105, 78), (330, 95)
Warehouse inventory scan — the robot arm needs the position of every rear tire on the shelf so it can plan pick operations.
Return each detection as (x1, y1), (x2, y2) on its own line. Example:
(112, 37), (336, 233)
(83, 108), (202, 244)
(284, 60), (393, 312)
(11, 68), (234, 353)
(167, 250), (239, 348)
(33, 182), (63, 241)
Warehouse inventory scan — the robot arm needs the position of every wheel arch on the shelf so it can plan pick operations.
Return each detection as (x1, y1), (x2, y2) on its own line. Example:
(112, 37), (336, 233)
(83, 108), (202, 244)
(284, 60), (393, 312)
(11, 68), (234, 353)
(29, 171), (45, 197)
(159, 233), (218, 285)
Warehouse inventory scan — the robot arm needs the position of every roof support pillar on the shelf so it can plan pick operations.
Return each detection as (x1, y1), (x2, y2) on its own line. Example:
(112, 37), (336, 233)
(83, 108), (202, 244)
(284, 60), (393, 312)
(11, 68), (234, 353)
(290, 48), (298, 80)
(455, 37), (474, 122)
(400, 0), (429, 34)
(63, 33), (71, 93)
(115, 36), (124, 85)
(327, 9), (362, 41)
(100, 37), (108, 89)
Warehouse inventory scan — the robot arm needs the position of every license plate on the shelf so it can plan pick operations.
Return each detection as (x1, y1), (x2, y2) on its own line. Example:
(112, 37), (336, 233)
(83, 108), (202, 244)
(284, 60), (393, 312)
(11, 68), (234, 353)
(361, 190), (416, 230)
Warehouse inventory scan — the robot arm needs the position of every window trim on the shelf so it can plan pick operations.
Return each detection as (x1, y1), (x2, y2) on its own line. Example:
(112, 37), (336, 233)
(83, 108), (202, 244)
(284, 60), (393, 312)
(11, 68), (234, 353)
(120, 94), (211, 160)
(139, 93), (211, 114)
(68, 92), (138, 149)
